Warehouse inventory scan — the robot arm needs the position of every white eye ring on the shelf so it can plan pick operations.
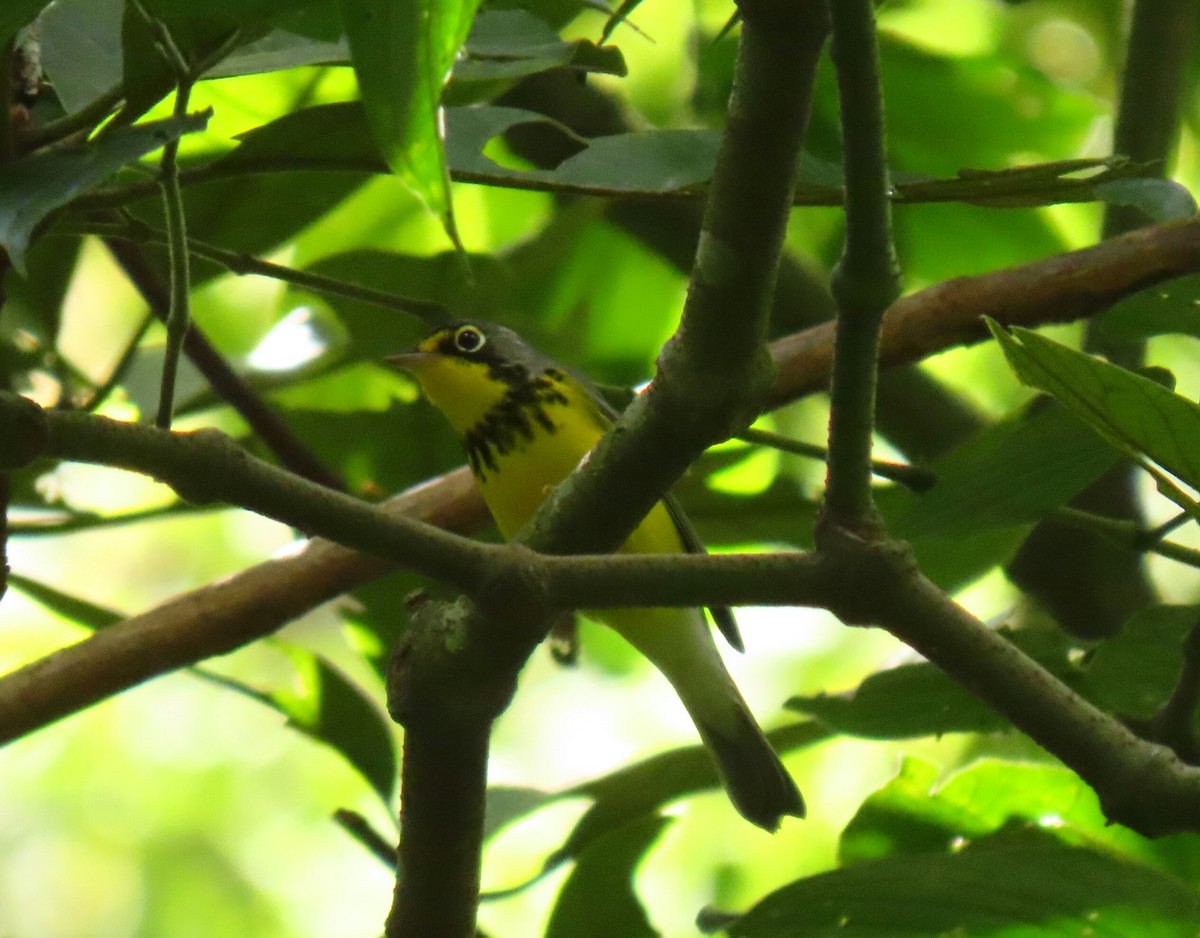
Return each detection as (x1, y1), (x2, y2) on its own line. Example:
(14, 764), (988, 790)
(453, 326), (486, 354)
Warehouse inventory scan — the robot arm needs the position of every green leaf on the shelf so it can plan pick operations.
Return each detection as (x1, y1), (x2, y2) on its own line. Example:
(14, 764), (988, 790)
(0, 111), (209, 271)
(8, 573), (123, 629)
(39, 0), (346, 116)
(483, 786), (553, 842)
(1095, 177), (1199, 223)
(450, 9), (624, 86)
(787, 628), (1077, 741)
(552, 722), (828, 868)
(339, 0), (483, 235)
(544, 815), (667, 938)
(987, 322), (1200, 517)
(0, 0), (50, 45)
(1099, 274), (1200, 343)
(839, 758), (1113, 867)
(719, 828), (1200, 937)
(1081, 604), (1200, 721)
(274, 651), (398, 803)
(886, 400), (1118, 541)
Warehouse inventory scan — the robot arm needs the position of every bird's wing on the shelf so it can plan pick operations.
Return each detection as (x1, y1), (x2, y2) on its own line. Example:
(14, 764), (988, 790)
(581, 379), (744, 653)
(662, 493), (744, 653)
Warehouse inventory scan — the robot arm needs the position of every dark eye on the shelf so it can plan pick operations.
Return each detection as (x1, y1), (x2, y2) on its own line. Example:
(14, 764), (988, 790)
(453, 325), (486, 354)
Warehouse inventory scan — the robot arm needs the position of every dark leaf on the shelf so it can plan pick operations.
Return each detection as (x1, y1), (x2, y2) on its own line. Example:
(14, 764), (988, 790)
(1100, 274), (1200, 343)
(719, 828), (1200, 937)
(544, 815), (668, 938)
(885, 400), (1119, 541)
(1095, 177), (1199, 223)
(989, 322), (1200, 515)
(787, 628), (1077, 740)
(0, 1), (51, 45)
(0, 112), (209, 271)
(551, 722), (828, 868)
(1081, 604), (1200, 721)
(274, 651), (398, 803)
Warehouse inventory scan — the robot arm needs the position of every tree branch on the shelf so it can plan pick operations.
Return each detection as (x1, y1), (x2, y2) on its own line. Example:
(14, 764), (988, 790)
(0, 467), (486, 745)
(768, 215), (1200, 405)
(67, 219), (447, 321)
(808, 530), (1200, 837)
(3, 212), (1199, 744)
(524, 0), (830, 558)
(386, 6), (831, 932)
(103, 235), (348, 491)
(821, 0), (900, 531)
(0, 397), (495, 589)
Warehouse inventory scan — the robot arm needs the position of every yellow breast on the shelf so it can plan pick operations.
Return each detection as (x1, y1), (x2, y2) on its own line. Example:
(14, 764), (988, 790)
(413, 358), (683, 553)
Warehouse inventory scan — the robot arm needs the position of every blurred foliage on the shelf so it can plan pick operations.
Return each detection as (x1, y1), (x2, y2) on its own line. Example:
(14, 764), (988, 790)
(2, 0), (1200, 936)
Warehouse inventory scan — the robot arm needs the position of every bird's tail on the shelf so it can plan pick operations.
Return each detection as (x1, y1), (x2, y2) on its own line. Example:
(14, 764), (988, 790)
(603, 606), (804, 831)
(690, 693), (805, 832)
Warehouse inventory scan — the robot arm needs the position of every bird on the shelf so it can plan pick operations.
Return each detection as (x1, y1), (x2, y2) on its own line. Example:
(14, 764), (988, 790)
(387, 320), (803, 831)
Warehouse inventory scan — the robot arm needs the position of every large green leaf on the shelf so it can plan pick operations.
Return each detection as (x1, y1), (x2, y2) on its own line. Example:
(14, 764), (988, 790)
(885, 401), (1118, 541)
(1081, 604), (1200, 721)
(1094, 177), (1198, 223)
(988, 322), (1200, 516)
(339, 0), (483, 235)
(552, 722), (828, 868)
(276, 653), (398, 804)
(544, 815), (667, 938)
(0, 112), (208, 271)
(838, 758), (1114, 867)
(715, 828), (1200, 937)
(0, 0), (51, 45)
(787, 628), (1077, 740)
(1099, 274), (1200, 343)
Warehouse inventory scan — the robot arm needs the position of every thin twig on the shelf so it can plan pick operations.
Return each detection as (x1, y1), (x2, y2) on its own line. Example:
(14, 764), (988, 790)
(18, 84), (126, 151)
(65, 219), (446, 321)
(1054, 507), (1200, 570)
(737, 427), (935, 491)
(82, 311), (156, 412)
(1136, 510), (1193, 548)
(151, 67), (195, 426)
(103, 235), (348, 491)
(334, 809), (399, 868)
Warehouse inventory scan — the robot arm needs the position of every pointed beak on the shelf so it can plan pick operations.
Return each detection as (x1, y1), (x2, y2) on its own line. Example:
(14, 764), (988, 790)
(385, 350), (435, 372)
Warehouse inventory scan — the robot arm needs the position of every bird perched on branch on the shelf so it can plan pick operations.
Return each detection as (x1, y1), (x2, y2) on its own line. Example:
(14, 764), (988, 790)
(388, 320), (803, 831)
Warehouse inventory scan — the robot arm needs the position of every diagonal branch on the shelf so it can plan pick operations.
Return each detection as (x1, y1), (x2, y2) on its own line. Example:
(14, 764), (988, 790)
(2, 212), (1199, 749)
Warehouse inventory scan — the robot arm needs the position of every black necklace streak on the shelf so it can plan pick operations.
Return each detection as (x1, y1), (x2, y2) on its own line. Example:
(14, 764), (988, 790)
(464, 365), (571, 479)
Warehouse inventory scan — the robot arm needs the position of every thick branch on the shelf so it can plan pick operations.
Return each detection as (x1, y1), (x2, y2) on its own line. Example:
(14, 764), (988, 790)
(769, 215), (1200, 405)
(2, 211), (1199, 756)
(387, 10), (829, 930)
(824, 532), (1200, 836)
(0, 397), (495, 588)
(0, 468), (485, 745)
(524, 1), (829, 559)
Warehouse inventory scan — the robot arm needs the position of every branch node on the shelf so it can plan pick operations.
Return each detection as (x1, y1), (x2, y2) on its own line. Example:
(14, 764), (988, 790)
(0, 393), (48, 469)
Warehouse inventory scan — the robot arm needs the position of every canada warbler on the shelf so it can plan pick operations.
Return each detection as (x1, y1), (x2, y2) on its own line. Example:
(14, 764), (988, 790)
(388, 321), (803, 831)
